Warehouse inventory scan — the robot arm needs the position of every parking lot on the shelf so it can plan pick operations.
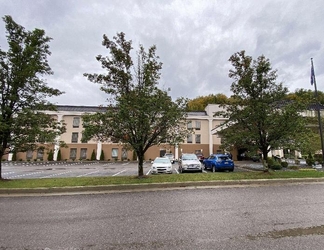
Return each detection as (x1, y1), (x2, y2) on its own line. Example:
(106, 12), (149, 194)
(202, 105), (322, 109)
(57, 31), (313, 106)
(1, 161), (248, 179)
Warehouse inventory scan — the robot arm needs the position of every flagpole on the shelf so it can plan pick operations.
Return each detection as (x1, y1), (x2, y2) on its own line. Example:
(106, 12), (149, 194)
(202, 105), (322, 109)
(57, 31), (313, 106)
(311, 58), (324, 166)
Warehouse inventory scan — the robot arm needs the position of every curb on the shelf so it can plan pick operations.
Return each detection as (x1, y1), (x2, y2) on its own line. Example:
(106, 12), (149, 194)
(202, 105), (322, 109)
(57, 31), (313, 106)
(1, 178), (324, 195)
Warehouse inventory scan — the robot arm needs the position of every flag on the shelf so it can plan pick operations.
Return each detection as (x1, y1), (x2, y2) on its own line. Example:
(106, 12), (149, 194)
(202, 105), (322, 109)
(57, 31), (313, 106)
(311, 59), (315, 85)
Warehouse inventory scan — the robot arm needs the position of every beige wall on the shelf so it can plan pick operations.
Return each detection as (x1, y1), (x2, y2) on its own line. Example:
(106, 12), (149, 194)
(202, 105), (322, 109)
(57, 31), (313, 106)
(2, 105), (231, 162)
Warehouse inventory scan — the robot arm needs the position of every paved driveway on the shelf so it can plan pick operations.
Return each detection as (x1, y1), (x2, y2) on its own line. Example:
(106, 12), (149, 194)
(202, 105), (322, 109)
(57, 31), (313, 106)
(2, 160), (249, 179)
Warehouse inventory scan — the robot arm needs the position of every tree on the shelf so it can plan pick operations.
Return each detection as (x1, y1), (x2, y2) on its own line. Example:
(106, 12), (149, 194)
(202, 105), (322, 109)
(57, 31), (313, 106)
(187, 94), (231, 111)
(216, 51), (306, 163)
(100, 149), (105, 161)
(0, 16), (65, 179)
(82, 32), (188, 177)
(47, 149), (54, 161)
(57, 149), (62, 161)
(91, 149), (96, 161)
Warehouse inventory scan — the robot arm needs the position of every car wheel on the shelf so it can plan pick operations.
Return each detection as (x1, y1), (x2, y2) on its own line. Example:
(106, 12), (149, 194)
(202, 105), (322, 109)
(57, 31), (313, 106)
(203, 163), (207, 170)
(229, 169), (234, 172)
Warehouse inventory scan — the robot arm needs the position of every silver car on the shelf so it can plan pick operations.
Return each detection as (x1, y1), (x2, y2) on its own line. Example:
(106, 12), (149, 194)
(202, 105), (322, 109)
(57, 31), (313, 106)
(151, 157), (173, 174)
(178, 153), (203, 173)
(164, 153), (175, 163)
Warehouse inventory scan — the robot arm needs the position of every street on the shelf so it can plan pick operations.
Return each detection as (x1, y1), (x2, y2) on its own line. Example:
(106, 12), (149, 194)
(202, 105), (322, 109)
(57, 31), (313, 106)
(1, 182), (324, 249)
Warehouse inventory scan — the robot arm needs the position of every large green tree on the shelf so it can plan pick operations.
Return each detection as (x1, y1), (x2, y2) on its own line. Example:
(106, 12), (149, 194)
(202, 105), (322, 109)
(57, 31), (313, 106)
(82, 32), (188, 177)
(0, 16), (65, 179)
(216, 51), (306, 163)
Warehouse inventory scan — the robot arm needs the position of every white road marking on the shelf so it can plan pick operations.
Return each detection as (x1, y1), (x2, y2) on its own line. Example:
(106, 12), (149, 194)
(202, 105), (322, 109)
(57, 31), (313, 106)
(77, 170), (100, 177)
(6, 171), (45, 179)
(146, 169), (152, 175)
(40, 171), (73, 179)
(112, 169), (127, 176)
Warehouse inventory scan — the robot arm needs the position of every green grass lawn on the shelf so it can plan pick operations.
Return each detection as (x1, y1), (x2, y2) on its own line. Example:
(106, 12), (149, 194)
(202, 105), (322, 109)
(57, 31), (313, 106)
(1, 170), (324, 189)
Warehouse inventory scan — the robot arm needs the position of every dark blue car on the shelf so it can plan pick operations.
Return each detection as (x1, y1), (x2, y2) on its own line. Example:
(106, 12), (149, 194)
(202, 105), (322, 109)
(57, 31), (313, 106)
(203, 154), (234, 172)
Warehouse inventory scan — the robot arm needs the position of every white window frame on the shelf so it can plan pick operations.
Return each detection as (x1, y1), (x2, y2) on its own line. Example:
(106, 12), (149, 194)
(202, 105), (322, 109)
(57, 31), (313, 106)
(73, 117), (80, 128)
(71, 132), (78, 143)
(187, 134), (193, 143)
(195, 134), (201, 144)
(195, 121), (201, 130)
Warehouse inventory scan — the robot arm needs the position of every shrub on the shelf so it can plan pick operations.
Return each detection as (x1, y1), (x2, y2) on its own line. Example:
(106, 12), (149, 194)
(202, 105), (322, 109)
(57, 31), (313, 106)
(100, 150), (105, 161)
(47, 150), (54, 161)
(57, 149), (62, 161)
(306, 153), (315, 166)
(281, 161), (288, 168)
(267, 157), (282, 170)
(12, 151), (17, 161)
(270, 164), (282, 170)
(132, 151), (137, 161)
(91, 150), (96, 161)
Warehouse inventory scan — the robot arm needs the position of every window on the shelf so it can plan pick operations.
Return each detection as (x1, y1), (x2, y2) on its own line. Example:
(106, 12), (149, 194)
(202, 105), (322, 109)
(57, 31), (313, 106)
(73, 117), (80, 128)
(195, 134), (201, 144)
(122, 148), (127, 160)
(71, 132), (78, 143)
(26, 150), (33, 160)
(195, 121), (201, 130)
(112, 148), (118, 158)
(37, 149), (44, 159)
(70, 148), (77, 160)
(187, 134), (192, 143)
(187, 121), (192, 129)
(80, 148), (87, 159)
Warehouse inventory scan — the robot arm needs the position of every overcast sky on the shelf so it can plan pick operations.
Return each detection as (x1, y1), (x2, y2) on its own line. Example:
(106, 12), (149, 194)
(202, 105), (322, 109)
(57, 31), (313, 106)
(0, 0), (323, 106)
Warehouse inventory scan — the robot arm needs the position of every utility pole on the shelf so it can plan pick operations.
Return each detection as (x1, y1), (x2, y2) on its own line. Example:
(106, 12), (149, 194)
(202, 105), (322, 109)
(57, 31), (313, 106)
(311, 58), (324, 166)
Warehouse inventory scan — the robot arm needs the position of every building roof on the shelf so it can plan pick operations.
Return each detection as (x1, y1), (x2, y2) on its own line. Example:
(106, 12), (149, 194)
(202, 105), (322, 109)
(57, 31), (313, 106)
(56, 105), (107, 112)
(186, 111), (207, 116)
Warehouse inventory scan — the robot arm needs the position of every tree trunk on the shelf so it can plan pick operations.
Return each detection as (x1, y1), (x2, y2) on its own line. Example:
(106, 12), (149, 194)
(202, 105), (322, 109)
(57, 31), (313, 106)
(0, 151), (3, 180)
(137, 152), (144, 177)
(262, 148), (269, 169)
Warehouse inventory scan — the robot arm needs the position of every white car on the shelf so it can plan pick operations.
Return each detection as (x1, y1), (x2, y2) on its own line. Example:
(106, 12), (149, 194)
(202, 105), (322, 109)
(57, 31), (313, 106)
(178, 153), (203, 173)
(164, 153), (175, 163)
(151, 157), (173, 174)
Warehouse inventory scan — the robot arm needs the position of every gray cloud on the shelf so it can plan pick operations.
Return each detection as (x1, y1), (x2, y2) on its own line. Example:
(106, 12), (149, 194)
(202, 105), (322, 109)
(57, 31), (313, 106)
(0, 0), (323, 106)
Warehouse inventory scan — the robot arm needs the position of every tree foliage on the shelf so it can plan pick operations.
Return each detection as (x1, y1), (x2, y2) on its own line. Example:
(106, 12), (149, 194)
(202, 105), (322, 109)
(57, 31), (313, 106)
(187, 94), (231, 111)
(0, 16), (65, 179)
(216, 51), (306, 162)
(82, 32), (188, 177)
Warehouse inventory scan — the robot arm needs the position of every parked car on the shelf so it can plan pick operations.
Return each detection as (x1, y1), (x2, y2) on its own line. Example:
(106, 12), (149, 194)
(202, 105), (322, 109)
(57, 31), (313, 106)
(164, 153), (175, 164)
(151, 157), (173, 174)
(251, 155), (261, 162)
(203, 154), (234, 172)
(178, 153), (203, 173)
(195, 153), (205, 162)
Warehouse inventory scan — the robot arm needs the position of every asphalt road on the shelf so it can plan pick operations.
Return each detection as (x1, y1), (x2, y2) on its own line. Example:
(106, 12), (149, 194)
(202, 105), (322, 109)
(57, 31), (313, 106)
(1, 182), (324, 249)
(1, 161), (248, 179)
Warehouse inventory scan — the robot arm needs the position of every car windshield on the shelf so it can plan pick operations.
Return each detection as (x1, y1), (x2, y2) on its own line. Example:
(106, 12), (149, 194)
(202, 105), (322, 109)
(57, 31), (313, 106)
(182, 155), (198, 160)
(154, 158), (170, 163)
